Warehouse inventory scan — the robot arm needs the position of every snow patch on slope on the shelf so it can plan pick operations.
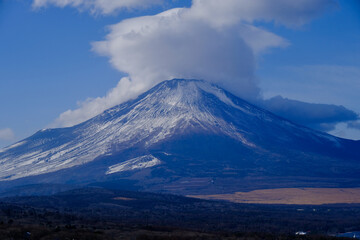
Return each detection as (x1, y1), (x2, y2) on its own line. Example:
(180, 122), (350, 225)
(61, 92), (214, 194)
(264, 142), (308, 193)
(197, 82), (255, 115)
(106, 155), (161, 174)
(0, 141), (26, 153)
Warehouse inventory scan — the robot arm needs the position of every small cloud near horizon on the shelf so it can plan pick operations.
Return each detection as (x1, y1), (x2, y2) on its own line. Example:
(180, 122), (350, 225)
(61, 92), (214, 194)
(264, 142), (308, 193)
(0, 128), (15, 141)
(348, 121), (360, 130)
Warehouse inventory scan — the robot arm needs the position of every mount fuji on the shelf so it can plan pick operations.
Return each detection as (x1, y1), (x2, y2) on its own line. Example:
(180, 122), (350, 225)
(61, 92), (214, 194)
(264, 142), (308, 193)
(0, 79), (359, 195)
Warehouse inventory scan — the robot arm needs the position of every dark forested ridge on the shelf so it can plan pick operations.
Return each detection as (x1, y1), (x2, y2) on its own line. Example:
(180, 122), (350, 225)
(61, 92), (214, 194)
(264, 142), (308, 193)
(0, 187), (359, 239)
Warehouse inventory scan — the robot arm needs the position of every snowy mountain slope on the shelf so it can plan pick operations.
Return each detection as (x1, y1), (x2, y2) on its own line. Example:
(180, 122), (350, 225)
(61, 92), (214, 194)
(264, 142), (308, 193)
(0, 79), (359, 194)
(106, 155), (161, 174)
(0, 80), (255, 180)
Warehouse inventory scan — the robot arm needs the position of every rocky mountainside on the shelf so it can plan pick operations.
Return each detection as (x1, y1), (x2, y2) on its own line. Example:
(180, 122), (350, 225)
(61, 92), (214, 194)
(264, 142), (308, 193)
(0, 79), (359, 195)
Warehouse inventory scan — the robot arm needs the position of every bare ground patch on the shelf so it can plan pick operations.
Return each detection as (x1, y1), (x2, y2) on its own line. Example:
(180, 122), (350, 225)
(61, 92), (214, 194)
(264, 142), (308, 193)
(189, 188), (360, 205)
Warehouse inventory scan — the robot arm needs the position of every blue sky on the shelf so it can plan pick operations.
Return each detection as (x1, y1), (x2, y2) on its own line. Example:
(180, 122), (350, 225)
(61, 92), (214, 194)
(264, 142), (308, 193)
(0, 0), (359, 148)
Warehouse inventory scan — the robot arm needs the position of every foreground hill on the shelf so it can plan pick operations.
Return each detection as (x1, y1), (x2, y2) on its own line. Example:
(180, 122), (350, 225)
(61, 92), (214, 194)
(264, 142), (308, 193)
(0, 79), (359, 195)
(0, 187), (359, 239)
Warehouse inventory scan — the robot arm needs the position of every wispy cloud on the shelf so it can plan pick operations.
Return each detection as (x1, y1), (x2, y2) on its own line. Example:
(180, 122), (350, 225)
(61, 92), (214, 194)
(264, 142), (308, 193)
(49, 77), (141, 127)
(348, 121), (360, 130)
(0, 128), (15, 141)
(329, 122), (360, 140)
(50, 0), (335, 127)
(32, 0), (164, 15)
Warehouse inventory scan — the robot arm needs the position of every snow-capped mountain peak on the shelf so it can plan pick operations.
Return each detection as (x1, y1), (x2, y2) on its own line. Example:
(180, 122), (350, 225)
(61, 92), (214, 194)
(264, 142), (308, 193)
(0, 79), (254, 180)
(0, 79), (358, 193)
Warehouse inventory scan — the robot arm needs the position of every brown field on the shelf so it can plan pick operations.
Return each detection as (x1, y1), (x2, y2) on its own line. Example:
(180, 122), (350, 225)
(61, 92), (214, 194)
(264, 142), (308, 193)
(113, 196), (135, 201)
(189, 188), (360, 205)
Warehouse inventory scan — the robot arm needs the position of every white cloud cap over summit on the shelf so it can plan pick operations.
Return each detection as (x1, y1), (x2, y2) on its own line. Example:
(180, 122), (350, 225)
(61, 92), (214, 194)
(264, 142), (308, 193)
(92, 7), (285, 102)
(49, 0), (336, 127)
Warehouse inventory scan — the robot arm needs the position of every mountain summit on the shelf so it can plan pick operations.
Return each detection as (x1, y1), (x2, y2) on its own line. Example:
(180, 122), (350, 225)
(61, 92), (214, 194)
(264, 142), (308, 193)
(0, 79), (359, 194)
